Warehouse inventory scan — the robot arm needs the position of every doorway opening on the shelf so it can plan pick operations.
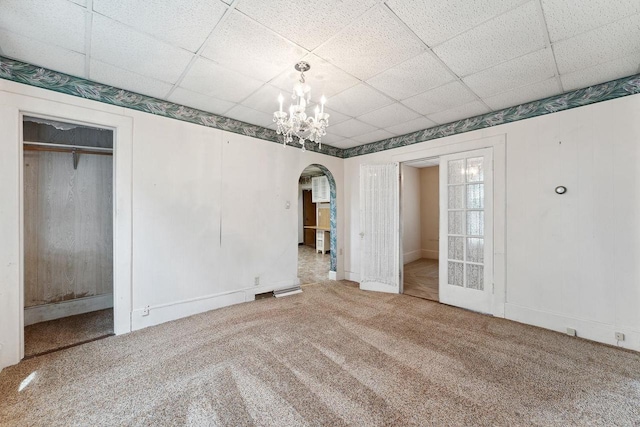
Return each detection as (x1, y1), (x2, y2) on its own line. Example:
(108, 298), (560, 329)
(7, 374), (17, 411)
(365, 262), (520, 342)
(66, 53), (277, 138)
(297, 164), (336, 285)
(22, 116), (115, 358)
(401, 158), (440, 301)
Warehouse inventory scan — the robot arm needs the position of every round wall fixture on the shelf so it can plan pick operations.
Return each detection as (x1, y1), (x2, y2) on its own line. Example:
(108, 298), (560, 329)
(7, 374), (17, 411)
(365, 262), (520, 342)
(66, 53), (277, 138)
(555, 186), (567, 195)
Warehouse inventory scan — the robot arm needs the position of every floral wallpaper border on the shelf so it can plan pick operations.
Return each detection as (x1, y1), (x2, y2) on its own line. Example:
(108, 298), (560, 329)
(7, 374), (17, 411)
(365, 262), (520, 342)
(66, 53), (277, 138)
(1, 56), (639, 160)
(343, 73), (640, 158)
(0, 56), (344, 158)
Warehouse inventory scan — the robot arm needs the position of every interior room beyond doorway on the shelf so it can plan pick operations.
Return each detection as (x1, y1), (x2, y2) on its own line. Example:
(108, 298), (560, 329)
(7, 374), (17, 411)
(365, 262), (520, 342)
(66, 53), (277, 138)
(402, 159), (440, 301)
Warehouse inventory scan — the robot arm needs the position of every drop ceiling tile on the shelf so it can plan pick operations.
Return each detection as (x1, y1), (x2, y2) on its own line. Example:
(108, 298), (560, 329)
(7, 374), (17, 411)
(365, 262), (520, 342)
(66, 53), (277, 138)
(167, 87), (235, 115)
(385, 117), (437, 136)
(225, 105), (275, 128)
(241, 84), (285, 114)
(314, 7), (425, 80)
(91, 14), (193, 84)
(357, 103), (421, 128)
(366, 52), (456, 100)
(320, 133), (345, 147)
(68, 0), (86, 5)
(201, 11), (307, 82)
(401, 81), (477, 116)
(270, 54), (360, 99)
(93, 0), (228, 52)
(0, 29), (85, 77)
(0, 0), (85, 52)
(323, 108), (351, 126)
(483, 77), (560, 110)
(352, 129), (395, 144)
(560, 53), (640, 91)
(463, 48), (557, 98)
(89, 59), (174, 99)
(553, 14), (640, 74)
(433, 1), (545, 76)
(542, 0), (640, 42)
(179, 57), (264, 103)
(328, 84), (394, 117)
(236, 0), (377, 50)
(386, 0), (527, 46)
(329, 119), (377, 138)
(427, 101), (491, 124)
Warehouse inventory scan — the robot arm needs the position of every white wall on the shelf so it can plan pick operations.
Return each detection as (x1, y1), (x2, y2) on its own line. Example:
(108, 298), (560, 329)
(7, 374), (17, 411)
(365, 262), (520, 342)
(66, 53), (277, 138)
(345, 93), (640, 351)
(401, 164), (421, 264)
(0, 79), (344, 369)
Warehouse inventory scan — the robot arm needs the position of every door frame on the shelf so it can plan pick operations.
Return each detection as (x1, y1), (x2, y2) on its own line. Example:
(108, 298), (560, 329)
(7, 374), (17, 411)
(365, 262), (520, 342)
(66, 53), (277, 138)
(15, 104), (133, 363)
(396, 134), (506, 317)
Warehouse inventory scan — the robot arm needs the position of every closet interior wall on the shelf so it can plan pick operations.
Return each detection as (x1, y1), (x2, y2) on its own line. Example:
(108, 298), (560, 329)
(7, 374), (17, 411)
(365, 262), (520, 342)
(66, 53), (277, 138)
(23, 119), (114, 322)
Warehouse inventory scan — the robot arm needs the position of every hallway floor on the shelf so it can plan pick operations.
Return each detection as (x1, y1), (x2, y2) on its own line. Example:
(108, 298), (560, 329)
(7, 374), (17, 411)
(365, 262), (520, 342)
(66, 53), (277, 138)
(24, 309), (114, 358)
(403, 258), (439, 301)
(298, 245), (330, 285)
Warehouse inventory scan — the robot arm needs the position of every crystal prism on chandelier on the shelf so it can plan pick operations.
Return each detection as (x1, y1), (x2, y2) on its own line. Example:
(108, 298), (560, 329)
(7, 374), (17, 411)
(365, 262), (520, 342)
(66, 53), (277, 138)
(273, 61), (330, 152)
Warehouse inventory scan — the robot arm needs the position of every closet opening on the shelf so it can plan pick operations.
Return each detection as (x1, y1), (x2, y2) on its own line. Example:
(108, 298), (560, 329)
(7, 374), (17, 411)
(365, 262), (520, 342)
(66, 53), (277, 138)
(22, 116), (115, 358)
(297, 164), (336, 285)
(401, 158), (440, 301)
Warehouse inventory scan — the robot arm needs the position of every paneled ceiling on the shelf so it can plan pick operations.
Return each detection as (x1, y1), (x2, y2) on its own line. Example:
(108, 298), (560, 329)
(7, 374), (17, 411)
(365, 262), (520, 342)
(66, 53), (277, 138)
(1, 0), (639, 149)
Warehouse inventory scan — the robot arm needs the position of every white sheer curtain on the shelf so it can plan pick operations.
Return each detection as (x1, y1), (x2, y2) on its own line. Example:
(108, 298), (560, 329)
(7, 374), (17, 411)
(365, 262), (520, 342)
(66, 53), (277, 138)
(360, 163), (399, 288)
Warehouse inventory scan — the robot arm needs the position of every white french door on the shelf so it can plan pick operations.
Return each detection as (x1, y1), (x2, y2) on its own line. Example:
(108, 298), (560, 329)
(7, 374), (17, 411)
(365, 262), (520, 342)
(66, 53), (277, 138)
(439, 149), (493, 313)
(359, 163), (400, 294)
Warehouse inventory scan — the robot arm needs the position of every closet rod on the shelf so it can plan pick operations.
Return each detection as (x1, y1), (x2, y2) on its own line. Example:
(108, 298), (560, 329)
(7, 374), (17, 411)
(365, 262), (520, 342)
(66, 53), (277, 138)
(23, 141), (113, 156)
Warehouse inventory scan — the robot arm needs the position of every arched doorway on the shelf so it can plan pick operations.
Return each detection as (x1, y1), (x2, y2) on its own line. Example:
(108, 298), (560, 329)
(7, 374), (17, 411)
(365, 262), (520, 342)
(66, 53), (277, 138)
(297, 164), (337, 284)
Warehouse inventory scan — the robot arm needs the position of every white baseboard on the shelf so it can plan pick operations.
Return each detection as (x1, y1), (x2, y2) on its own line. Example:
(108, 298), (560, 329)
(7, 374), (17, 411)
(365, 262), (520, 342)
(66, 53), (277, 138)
(504, 303), (640, 352)
(403, 250), (422, 264)
(421, 249), (439, 260)
(345, 271), (360, 282)
(24, 293), (113, 326)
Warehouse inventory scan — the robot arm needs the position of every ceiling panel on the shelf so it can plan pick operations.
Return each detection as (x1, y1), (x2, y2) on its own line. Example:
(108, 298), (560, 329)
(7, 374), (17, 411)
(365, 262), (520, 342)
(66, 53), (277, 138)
(0, 29), (85, 77)
(90, 59), (174, 99)
(179, 57), (264, 103)
(560, 53), (640, 91)
(384, 116), (437, 136)
(352, 129), (396, 144)
(270, 54), (360, 99)
(225, 105), (275, 128)
(93, 0), (228, 53)
(329, 119), (377, 138)
(241, 84), (284, 115)
(328, 84), (394, 117)
(463, 48), (557, 98)
(201, 11), (307, 82)
(427, 101), (490, 124)
(542, 0), (640, 42)
(167, 87), (235, 115)
(433, 1), (546, 77)
(314, 6), (425, 80)
(319, 133), (346, 147)
(236, 0), (377, 51)
(357, 103), (420, 128)
(386, 0), (528, 47)
(366, 52), (456, 100)
(0, 0), (85, 53)
(483, 77), (560, 110)
(91, 14), (193, 84)
(402, 81), (477, 116)
(553, 14), (640, 75)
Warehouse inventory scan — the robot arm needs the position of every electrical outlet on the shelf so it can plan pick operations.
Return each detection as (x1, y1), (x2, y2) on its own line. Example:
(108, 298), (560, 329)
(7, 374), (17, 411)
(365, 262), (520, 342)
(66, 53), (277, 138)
(254, 276), (260, 286)
(142, 306), (150, 316)
(615, 332), (625, 341)
(566, 327), (577, 337)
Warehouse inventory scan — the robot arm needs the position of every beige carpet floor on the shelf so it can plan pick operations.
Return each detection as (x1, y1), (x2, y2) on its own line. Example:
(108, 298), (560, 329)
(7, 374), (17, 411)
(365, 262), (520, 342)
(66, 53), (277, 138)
(24, 308), (114, 358)
(2, 281), (640, 426)
(298, 245), (330, 285)
(403, 258), (439, 301)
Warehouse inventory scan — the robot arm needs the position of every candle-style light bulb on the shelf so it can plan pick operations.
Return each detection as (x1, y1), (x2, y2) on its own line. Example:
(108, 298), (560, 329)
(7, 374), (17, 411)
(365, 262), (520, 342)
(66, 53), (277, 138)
(278, 93), (284, 113)
(320, 95), (326, 115)
(314, 106), (319, 121)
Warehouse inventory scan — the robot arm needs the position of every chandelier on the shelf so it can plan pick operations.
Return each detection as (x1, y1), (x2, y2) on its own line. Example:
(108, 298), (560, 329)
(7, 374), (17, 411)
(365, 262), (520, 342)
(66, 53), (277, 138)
(273, 61), (330, 152)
